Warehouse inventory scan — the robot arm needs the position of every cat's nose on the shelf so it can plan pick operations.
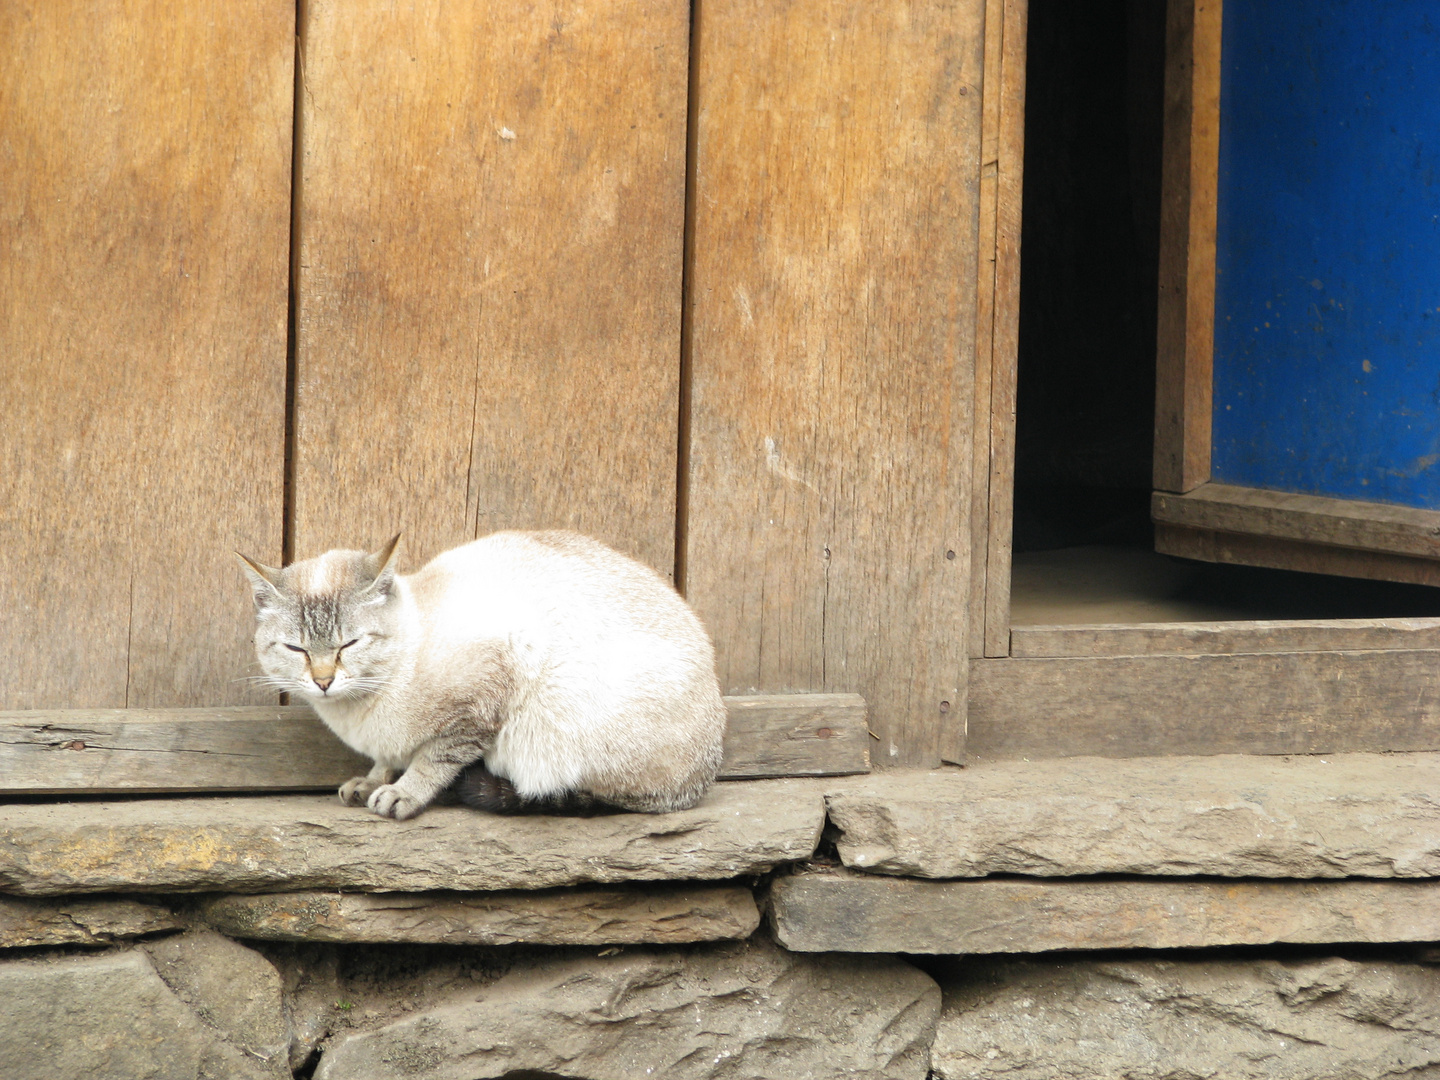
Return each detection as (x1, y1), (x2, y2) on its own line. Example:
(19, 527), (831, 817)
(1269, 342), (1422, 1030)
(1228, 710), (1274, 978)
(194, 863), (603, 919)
(314, 675), (334, 692)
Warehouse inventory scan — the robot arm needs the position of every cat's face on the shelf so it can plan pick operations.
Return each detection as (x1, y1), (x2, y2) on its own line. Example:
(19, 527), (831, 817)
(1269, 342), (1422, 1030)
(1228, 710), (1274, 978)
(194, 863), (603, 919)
(238, 536), (403, 703)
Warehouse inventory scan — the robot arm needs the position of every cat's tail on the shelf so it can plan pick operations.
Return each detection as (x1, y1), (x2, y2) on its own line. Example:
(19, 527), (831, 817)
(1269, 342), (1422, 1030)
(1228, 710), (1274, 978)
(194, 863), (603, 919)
(451, 762), (607, 816)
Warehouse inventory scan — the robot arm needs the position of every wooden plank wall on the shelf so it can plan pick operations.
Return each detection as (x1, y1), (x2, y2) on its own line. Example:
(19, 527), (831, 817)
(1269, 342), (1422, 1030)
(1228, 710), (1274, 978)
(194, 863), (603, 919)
(291, 0), (690, 575)
(0, 0), (293, 710)
(684, 0), (985, 767)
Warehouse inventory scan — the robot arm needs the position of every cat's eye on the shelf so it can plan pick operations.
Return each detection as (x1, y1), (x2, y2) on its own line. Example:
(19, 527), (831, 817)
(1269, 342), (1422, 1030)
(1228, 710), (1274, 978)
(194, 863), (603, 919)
(339, 638), (360, 652)
(282, 643), (306, 654)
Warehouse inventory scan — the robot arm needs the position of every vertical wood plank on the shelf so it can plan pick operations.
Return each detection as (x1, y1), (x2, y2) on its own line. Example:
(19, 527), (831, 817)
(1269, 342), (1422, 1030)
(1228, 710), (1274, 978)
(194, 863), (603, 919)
(967, 0), (1007, 661)
(980, 0), (1028, 658)
(1153, 0), (1220, 494)
(293, 0), (690, 574)
(0, 0), (293, 709)
(686, 0), (984, 768)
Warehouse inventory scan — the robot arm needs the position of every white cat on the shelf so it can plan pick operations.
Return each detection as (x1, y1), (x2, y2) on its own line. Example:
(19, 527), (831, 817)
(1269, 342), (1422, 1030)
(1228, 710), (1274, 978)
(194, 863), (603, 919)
(238, 531), (726, 820)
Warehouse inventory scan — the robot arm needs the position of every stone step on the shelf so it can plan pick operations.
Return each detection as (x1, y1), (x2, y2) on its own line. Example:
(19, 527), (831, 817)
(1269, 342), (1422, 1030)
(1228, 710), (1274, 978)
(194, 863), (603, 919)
(0, 779), (825, 896)
(825, 752), (1440, 879)
(770, 868), (1440, 954)
(197, 883), (759, 946)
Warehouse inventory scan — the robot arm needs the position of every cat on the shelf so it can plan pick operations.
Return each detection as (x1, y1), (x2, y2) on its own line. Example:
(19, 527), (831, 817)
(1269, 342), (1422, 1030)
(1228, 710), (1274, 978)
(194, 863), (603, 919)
(237, 531), (727, 820)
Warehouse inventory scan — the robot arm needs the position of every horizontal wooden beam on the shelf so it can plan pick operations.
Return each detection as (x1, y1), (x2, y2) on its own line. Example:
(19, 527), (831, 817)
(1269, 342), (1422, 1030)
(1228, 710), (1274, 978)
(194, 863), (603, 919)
(1011, 617), (1440, 658)
(1153, 482), (1440, 560)
(0, 694), (868, 796)
(1156, 521), (1440, 588)
(770, 870), (1440, 954)
(969, 650), (1440, 759)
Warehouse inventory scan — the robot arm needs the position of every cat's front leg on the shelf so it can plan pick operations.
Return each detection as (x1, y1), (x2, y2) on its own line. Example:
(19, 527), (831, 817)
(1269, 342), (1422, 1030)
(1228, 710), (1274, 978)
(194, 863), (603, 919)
(339, 762), (400, 807)
(367, 733), (488, 820)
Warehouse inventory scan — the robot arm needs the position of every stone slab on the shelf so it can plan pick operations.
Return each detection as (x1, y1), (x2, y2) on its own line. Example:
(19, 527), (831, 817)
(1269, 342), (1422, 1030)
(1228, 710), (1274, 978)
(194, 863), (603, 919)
(0, 894), (180, 948)
(140, 931), (290, 1077)
(314, 936), (941, 1080)
(198, 883), (760, 945)
(0, 947), (284, 1080)
(933, 956), (1440, 1079)
(826, 753), (1440, 878)
(771, 868), (1440, 953)
(0, 779), (825, 895)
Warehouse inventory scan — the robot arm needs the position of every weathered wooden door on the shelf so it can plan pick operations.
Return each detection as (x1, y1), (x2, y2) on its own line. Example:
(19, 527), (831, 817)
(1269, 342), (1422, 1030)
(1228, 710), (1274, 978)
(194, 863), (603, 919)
(2, 0), (987, 767)
(0, 1), (294, 710)
(1154, 0), (1440, 585)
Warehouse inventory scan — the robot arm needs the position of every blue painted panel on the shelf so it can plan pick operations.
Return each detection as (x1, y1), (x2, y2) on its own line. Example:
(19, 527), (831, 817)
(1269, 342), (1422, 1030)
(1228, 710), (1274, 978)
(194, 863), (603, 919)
(1212, 0), (1440, 508)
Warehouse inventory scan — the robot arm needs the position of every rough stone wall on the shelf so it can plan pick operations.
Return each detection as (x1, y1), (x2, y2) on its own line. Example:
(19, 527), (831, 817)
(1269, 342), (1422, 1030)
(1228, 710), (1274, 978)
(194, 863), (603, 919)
(0, 926), (941, 1080)
(7, 914), (1440, 1079)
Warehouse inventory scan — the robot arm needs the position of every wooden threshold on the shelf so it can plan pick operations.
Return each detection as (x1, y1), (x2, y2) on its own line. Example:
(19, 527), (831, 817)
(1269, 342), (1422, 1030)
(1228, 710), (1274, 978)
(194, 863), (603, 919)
(969, 648), (1440, 760)
(0, 693), (869, 797)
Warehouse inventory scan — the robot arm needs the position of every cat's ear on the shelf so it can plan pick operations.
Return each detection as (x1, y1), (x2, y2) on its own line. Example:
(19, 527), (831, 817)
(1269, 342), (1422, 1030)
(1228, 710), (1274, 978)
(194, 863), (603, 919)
(235, 552), (284, 611)
(362, 532), (403, 598)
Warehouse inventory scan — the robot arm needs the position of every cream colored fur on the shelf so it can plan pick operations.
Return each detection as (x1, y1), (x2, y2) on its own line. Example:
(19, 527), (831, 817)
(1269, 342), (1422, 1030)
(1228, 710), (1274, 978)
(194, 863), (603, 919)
(239, 531), (727, 820)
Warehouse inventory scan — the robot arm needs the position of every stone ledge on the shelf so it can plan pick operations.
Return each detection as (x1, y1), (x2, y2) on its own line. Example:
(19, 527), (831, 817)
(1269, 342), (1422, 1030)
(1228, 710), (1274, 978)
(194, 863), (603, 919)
(770, 868), (1440, 954)
(932, 956), (1440, 1080)
(197, 883), (759, 946)
(0, 895), (181, 949)
(0, 779), (826, 896)
(826, 752), (1440, 879)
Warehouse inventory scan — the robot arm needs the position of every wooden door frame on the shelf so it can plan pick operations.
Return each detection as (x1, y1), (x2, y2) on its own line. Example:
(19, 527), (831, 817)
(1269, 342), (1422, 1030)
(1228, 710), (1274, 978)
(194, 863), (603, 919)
(967, 0), (1028, 668)
(963, 0), (1440, 764)
(1149, 0), (1440, 582)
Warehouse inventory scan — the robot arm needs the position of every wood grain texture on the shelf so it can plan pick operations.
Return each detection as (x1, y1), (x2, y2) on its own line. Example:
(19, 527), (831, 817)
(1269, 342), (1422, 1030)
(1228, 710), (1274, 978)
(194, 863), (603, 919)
(1012, 617), (1440, 658)
(966, 0), (1007, 661)
(969, 650), (1440, 759)
(718, 694), (869, 779)
(0, 0), (292, 709)
(980, 0), (1028, 660)
(292, 0), (689, 573)
(685, 0), (985, 768)
(1154, 483), (1440, 560)
(1156, 522), (1440, 588)
(0, 694), (869, 795)
(0, 707), (369, 795)
(1153, 0), (1221, 493)
(771, 870), (1440, 954)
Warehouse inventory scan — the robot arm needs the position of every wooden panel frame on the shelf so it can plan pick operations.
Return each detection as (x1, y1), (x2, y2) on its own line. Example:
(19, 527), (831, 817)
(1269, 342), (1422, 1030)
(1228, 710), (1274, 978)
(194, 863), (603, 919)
(968, 0), (1029, 664)
(1153, 0), (1221, 495)
(1154, 483), (1440, 586)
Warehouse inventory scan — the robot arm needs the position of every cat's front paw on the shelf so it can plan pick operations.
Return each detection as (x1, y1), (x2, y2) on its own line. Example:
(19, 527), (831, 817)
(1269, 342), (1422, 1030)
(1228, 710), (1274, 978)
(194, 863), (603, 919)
(367, 784), (424, 820)
(339, 776), (382, 806)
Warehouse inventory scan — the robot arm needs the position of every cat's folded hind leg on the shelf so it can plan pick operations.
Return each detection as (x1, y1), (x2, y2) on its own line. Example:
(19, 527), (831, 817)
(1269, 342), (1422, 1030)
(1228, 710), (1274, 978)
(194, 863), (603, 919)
(339, 763), (399, 807)
(366, 733), (489, 820)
